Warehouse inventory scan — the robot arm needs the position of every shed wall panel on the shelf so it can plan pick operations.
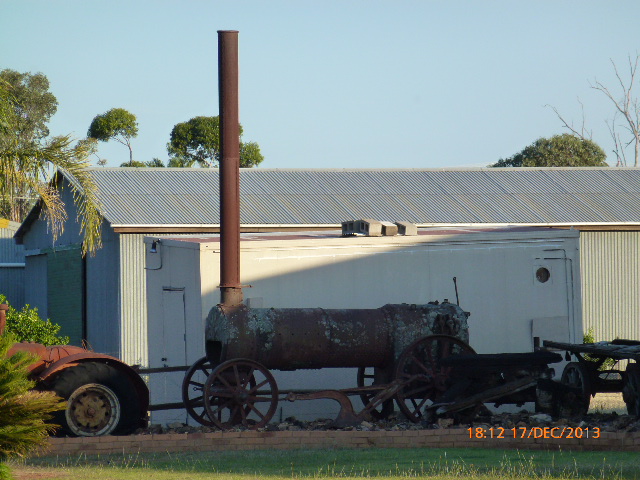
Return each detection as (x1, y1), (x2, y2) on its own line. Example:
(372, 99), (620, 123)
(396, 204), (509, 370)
(23, 253), (47, 318)
(0, 219), (25, 306)
(119, 234), (148, 365)
(85, 225), (120, 357)
(581, 231), (640, 341)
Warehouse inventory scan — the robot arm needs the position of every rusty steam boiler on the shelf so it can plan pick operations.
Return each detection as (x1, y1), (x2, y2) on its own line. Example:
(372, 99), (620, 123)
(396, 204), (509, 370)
(188, 301), (474, 429)
(180, 31), (476, 429)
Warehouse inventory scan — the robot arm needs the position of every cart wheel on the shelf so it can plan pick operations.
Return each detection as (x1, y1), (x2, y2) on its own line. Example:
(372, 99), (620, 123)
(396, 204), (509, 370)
(182, 357), (217, 426)
(559, 362), (591, 417)
(622, 365), (640, 417)
(357, 367), (394, 420)
(394, 335), (475, 422)
(203, 359), (278, 430)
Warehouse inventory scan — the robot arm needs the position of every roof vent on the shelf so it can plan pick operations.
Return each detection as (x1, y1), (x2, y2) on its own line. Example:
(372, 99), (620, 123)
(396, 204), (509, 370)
(395, 221), (418, 236)
(342, 219), (413, 237)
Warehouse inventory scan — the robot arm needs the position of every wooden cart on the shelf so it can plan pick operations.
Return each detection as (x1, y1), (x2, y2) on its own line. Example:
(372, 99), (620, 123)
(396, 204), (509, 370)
(543, 339), (640, 417)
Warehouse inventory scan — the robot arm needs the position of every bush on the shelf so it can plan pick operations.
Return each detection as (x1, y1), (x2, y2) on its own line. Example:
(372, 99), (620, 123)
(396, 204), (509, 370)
(583, 327), (615, 371)
(0, 295), (69, 346)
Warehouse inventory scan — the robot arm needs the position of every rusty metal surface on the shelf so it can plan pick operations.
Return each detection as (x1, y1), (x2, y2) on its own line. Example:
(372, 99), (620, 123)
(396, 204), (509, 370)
(0, 304), (7, 335)
(286, 379), (408, 428)
(218, 30), (243, 306)
(205, 301), (469, 370)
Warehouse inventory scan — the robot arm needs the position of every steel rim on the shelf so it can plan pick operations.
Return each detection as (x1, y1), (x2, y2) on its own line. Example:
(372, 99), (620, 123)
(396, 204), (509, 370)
(394, 335), (475, 422)
(560, 362), (591, 416)
(182, 357), (216, 426)
(65, 383), (120, 436)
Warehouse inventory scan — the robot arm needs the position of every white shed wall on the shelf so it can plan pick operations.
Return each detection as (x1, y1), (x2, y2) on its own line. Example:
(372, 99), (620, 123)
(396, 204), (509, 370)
(145, 229), (581, 424)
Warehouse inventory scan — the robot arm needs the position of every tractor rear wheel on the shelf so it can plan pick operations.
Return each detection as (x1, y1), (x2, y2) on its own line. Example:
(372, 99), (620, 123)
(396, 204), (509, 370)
(48, 362), (141, 437)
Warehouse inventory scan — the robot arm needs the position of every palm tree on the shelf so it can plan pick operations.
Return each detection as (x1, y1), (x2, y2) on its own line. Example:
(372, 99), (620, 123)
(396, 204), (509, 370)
(0, 332), (65, 479)
(0, 77), (102, 256)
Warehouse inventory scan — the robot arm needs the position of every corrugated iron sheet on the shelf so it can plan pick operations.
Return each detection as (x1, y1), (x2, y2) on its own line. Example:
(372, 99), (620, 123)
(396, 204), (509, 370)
(581, 231), (640, 342)
(85, 168), (640, 227)
(1, 219), (25, 306)
(119, 233), (148, 366)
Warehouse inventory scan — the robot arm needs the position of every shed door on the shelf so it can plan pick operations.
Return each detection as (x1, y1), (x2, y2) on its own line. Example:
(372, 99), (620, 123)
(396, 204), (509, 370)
(532, 254), (574, 345)
(157, 288), (187, 367)
(47, 246), (84, 345)
(148, 287), (188, 424)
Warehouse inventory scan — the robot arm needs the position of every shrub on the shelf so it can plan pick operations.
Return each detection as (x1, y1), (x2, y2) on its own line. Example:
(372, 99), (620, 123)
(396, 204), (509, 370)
(583, 327), (615, 371)
(0, 295), (69, 346)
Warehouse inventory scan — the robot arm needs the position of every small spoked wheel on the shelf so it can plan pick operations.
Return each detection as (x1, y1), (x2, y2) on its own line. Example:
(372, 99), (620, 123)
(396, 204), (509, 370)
(394, 335), (475, 422)
(560, 362), (591, 417)
(182, 357), (216, 426)
(203, 359), (278, 429)
(357, 367), (394, 419)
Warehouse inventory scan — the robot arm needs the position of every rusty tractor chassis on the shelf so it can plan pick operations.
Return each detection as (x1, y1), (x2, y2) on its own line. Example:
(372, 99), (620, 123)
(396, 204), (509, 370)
(179, 300), (579, 429)
(0, 304), (149, 437)
(543, 339), (640, 417)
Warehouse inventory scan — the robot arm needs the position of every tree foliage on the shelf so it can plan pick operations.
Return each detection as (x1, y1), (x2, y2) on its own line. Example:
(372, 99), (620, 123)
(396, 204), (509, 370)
(0, 72), (102, 255)
(0, 295), (68, 346)
(0, 70), (57, 144)
(87, 108), (138, 166)
(490, 134), (607, 167)
(0, 333), (66, 478)
(119, 157), (165, 168)
(167, 116), (264, 168)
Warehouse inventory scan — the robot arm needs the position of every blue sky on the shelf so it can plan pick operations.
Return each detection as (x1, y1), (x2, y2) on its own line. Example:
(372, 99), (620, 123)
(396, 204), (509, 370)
(1, 1), (639, 168)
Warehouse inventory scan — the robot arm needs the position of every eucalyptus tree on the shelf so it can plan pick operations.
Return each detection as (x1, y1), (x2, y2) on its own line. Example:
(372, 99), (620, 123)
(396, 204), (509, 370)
(167, 116), (264, 168)
(88, 108), (138, 166)
(490, 134), (607, 167)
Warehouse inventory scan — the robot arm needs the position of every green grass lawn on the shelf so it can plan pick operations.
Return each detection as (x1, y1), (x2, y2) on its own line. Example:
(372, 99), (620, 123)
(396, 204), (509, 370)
(11, 447), (640, 480)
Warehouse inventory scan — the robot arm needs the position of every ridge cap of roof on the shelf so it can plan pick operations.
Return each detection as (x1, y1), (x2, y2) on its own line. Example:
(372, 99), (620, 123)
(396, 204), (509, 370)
(86, 166), (640, 173)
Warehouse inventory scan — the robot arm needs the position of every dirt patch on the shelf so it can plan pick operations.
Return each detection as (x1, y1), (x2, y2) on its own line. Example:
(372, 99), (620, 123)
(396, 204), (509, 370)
(12, 468), (65, 480)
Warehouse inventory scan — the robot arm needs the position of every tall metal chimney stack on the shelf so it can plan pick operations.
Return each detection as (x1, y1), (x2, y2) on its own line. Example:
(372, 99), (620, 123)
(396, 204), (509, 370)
(218, 30), (243, 306)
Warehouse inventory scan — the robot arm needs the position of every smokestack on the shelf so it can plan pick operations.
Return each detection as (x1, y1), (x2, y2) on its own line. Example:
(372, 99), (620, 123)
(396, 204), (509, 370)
(218, 30), (243, 306)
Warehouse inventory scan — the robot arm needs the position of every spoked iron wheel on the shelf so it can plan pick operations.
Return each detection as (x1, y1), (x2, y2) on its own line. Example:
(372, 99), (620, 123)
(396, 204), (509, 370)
(182, 357), (216, 426)
(559, 362), (591, 417)
(394, 334), (475, 422)
(203, 358), (278, 429)
(357, 367), (394, 419)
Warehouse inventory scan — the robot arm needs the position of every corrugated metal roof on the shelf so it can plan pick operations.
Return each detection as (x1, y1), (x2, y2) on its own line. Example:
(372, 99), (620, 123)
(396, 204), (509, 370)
(70, 167), (640, 227)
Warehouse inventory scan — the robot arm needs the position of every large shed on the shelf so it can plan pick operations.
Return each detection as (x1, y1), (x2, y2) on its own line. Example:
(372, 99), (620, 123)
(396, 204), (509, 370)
(14, 167), (640, 365)
(144, 227), (582, 424)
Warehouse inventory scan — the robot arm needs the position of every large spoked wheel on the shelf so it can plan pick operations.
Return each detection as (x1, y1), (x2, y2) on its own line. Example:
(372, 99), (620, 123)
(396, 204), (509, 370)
(357, 367), (394, 420)
(203, 359), (278, 430)
(49, 362), (141, 436)
(182, 357), (217, 426)
(560, 362), (592, 417)
(394, 335), (475, 423)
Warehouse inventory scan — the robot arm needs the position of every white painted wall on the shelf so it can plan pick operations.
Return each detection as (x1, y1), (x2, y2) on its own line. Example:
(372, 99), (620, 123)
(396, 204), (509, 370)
(145, 228), (581, 424)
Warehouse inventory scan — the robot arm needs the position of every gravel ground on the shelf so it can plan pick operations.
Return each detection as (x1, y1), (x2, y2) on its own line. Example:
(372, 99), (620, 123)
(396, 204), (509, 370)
(140, 394), (639, 436)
